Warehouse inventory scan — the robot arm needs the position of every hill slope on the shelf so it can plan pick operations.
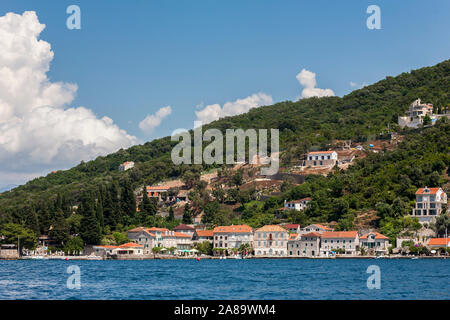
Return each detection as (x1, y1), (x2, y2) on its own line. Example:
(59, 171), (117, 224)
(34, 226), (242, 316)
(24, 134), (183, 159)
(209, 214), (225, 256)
(0, 59), (449, 244)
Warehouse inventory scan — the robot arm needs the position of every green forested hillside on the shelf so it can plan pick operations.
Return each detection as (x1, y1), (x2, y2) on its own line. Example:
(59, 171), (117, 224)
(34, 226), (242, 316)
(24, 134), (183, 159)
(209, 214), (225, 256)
(0, 59), (449, 247)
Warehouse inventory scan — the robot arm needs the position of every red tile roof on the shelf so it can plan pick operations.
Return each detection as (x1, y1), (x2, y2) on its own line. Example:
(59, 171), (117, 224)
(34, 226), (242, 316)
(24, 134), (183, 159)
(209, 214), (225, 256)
(174, 232), (191, 238)
(360, 232), (389, 240)
(213, 225), (252, 233)
(195, 230), (214, 237)
(321, 231), (358, 239)
(428, 238), (450, 246)
(173, 224), (195, 231)
(310, 224), (333, 231)
(416, 187), (441, 195)
(284, 224), (300, 229)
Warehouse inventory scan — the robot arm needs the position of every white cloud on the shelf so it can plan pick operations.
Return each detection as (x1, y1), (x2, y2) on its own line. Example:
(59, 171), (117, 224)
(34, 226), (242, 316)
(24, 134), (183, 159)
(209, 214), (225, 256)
(296, 69), (334, 99)
(195, 92), (273, 125)
(139, 105), (172, 134)
(0, 11), (138, 188)
(349, 81), (368, 89)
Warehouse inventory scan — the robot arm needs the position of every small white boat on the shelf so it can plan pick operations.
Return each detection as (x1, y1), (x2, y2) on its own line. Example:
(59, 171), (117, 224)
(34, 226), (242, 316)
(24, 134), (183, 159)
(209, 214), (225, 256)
(30, 255), (45, 260)
(411, 257), (419, 260)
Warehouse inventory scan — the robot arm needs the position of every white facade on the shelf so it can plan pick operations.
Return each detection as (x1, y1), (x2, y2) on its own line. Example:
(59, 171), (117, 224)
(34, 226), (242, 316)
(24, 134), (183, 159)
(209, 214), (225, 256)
(213, 225), (253, 251)
(411, 187), (447, 223)
(254, 225), (288, 257)
(284, 198), (311, 211)
(320, 231), (359, 256)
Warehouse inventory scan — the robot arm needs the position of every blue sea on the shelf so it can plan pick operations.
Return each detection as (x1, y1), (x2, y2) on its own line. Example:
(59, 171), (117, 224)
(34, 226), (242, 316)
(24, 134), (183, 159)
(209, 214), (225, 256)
(0, 259), (448, 300)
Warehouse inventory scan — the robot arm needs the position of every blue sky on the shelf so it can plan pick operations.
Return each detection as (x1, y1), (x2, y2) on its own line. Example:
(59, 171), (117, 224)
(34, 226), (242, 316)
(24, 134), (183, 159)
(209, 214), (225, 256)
(2, 0), (449, 139)
(0, 0), (449, 189)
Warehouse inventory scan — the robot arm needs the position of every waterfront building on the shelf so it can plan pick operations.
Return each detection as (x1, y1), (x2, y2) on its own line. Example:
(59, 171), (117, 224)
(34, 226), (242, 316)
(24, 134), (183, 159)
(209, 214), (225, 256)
(320, 231), (359, 256)
(213, 225), (253, 252)
(427, 238), (450, 249)
(127, 227), (156, 254)
(359, 232), (390, 254)
(254, 225), (288, 257)
(287, 233), (301, 257)
(411, 187), (447, 223)
(299, 232), (321, 257)
(93, 242), (144, 257)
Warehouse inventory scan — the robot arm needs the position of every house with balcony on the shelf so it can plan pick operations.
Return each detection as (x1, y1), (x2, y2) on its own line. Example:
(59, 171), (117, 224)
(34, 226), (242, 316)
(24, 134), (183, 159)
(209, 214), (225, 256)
(254, 225), (288, 257)
(305, 151), (338, 167)
(359, 232), (390, 254)
(398, 98), (434, 128)
(320, 231), (359, 256)
(411, 187), (447, 223)
(213, 225), (253, 253)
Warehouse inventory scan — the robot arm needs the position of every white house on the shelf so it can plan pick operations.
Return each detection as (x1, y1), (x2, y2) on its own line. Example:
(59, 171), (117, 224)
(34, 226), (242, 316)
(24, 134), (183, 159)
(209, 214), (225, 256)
(305, 151), (338, 167)
(93, 242), (144, 257)
(254, 225), (288, 257)
(284, 198), (311, 211)
(359, 232), (390, 254)
(300, 224), (333, 234)
(284, 224), (301, 233)
(411, 187), (448, 223)
(320, 231), (359, 256)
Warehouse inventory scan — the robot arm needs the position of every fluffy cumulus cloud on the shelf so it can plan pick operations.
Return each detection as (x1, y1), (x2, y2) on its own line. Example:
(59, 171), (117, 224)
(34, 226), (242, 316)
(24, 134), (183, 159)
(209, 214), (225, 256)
(195, 92), (273, 125)
(0, 11), (138, 188)
(296, 69), (334, 99)
(139, 106), (172, 134)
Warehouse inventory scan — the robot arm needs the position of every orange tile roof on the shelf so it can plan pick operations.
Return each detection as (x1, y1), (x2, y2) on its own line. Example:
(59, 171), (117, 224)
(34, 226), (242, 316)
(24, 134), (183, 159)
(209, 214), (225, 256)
(146, 186), (170, 190)
(308, 151), (336, 155)
(321, 231), (358, 238)
(118, 242), (143, 248)
(284, 224), (300, 229)
(173, 224), (195, 231)
(360, 232), (389, 240)
(288, 233), (300, 240)
(195, 230), (214, 237)
(428, 238), (450, 246)
(128, 227), (147, 233)
(174, 232), (191, 238)
(147, 227), (170, 233)
(213, 224), (252, 233)
(311, 224), (333, 231)
(416, 187), (441, 195)
(255, 225), (287, 232)
(301, 232), (321, 238)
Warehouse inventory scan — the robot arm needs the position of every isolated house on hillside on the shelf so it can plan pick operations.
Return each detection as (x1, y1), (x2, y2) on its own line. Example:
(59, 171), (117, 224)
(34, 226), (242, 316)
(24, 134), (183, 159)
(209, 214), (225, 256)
(284, 198), (311, 211)
(305, 151), (338, 167)
(411, 187), (448, 223)
(119, 161), (134, 171)
(398, 98), (443, 128)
